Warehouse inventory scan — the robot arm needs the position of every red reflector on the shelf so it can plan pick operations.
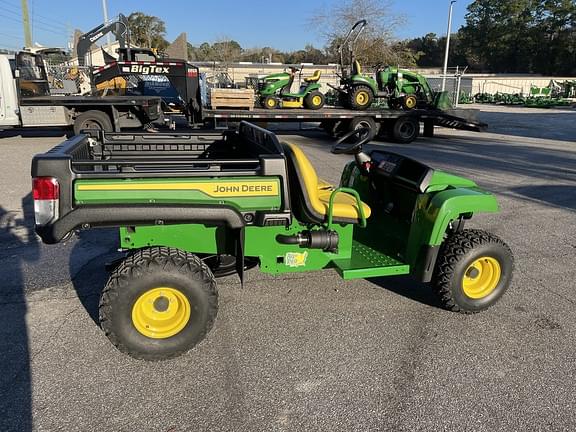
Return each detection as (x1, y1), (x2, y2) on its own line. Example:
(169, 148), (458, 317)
(33, 177), (59, 200)
(187, 70), (198, 77)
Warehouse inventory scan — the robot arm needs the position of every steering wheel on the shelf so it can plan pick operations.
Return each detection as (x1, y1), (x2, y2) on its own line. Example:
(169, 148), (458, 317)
(331, 127), (372, 155)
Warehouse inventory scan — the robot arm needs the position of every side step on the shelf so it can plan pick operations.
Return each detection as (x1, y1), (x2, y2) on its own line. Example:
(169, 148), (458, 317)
(333, 241), (410, 280)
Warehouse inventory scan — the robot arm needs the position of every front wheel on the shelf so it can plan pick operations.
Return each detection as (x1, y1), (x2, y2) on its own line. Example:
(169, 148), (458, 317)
(262, 95), (279, 109)
(99, 247), (218, 360)
(432, 229), (514, 314)
(348, 86), (373, 110)
(304, 91), (325, 110)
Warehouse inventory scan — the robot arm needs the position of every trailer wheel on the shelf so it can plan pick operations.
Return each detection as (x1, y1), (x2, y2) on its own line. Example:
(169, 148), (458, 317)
(73, 110), (113, 135)
(99, 247), (217, 361)
(304, 91), (325, 110)
(389, 116), (419, 143)
(348, 86), (373, 110)
(432, 229), (514, 314)
(349, 117), (379, 140)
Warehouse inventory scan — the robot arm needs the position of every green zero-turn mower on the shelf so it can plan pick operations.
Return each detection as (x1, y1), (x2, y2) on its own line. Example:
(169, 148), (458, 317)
(330, 20), (452, 111)
(258, 66), (325, 109)
(32, 122), (514, 360)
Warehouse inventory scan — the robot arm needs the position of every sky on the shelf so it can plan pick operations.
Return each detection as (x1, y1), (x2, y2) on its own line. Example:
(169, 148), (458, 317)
(0, 0), (473, 52)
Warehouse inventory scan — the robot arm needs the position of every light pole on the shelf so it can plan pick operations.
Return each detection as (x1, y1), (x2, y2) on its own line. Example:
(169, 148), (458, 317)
(441, 0), (456, 92)
(102, 0), (111, 47)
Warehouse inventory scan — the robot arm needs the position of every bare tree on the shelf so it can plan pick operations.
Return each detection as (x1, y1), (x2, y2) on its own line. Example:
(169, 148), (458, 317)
(309, 0), (408, 67)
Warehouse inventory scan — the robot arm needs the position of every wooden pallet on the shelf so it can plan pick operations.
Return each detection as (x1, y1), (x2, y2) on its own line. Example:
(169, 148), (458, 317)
(210, 88), (255, 110)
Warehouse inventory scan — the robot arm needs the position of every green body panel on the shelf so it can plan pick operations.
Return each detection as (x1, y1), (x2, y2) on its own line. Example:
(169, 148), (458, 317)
(259, 72), (291, 96)
(283, 82), (321, 98)
(339, 162), (499, 270)
(120, 220), (355, 274)
(74, 177), (282, 211)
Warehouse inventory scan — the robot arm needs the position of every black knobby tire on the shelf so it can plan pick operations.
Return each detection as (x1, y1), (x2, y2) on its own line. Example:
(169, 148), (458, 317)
(73, 110), (113, 135)
(349, 116), (379, 140)
(432, 229), (514, 314)
(348, 85), (373, 110)
(262, 95), (278, 109)
(389, 115), (419, 144)
(387, 98), (402, 110)
(99, 247), (218, 361)
(304, 90), (325, 110)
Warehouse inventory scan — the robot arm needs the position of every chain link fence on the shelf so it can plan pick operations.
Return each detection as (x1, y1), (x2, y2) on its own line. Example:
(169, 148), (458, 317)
(426, 74), (472, 107)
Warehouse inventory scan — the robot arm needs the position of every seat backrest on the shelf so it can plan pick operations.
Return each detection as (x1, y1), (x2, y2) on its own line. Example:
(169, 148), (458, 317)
(282, 142), (326, 223)
(284, 142), (319, 196)
(305, 70), (322, 82)
(352, 60), (362, 75)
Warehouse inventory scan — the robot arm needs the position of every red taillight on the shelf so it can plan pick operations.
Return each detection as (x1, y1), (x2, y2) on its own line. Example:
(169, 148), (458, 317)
(33, 177), (59, 200)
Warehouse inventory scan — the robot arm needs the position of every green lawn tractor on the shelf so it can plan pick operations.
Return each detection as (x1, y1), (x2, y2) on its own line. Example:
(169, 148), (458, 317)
(331, 20), (451, 111)
(32, 122), (514, 360)
(257, 66), (325, 110)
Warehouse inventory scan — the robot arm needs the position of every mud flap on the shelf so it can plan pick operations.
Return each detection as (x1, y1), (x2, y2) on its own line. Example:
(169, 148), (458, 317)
(235, 227), (245, 287)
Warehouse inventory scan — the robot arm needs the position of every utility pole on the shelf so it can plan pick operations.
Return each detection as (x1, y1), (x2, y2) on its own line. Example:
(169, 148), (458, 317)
(102, 0), (112, 47)
(441, 0), (456, 92)
(21, 0), (32, 48)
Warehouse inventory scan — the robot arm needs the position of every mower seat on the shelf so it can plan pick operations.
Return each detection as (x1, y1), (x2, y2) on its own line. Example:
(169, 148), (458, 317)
(304, 70), (322, 83)
(283, 142), (371, 224)
(352, 60), (362, 75)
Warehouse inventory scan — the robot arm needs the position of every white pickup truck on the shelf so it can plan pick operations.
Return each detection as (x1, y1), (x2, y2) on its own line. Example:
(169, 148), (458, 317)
(0, 51), (162, 135)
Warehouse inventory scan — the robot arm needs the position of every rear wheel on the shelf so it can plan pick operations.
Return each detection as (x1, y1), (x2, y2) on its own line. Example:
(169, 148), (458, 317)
(304, 91), (325, 110)
(348, 86), (373, 110)
(262, 95), (279, 109)
(99, 247), (218, 361)
(432, 229), (514, 314)
(73, 110), (113, 135)
(389, 115), (419, 143)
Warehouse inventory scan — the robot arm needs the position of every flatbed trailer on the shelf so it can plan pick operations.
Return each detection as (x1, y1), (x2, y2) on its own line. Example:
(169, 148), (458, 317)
(90, 59), (486, 144)
(200, 106), (486, 144)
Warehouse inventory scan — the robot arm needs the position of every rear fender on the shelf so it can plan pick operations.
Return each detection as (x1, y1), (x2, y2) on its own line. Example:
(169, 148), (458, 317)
(350, 76), (378, 94)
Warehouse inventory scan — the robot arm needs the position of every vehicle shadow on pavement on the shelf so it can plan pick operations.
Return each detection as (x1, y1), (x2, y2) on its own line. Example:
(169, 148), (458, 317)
(368, 275), (443, 309)
(0, 128), (71, 139)
(0, 195), (38, 432)
(509, 185), (576, 211)
(69, 230), (120, 325)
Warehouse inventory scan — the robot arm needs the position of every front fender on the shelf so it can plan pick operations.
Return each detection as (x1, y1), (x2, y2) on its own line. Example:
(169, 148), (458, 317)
(406, 187), (499, 264)
(424, 187), (499, 245)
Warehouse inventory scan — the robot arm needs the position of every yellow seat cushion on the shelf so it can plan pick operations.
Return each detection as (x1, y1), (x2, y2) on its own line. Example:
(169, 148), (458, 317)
(285, 143), (371, 221)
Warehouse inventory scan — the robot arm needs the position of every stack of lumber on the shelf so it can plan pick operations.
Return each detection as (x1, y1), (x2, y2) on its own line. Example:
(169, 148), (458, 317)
(210, 88), (255, 110)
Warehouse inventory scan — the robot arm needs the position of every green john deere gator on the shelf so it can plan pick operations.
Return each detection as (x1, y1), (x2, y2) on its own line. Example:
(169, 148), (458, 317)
(32, 122), (514, 360)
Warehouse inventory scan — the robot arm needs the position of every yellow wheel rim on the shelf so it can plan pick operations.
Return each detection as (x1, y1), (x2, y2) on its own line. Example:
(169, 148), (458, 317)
(312, 95), (322, 106)
(356, 91), (369, 105)
(266, 98), (276, 108)
(132, 287), (191, 339)
(462, 257), (501, 299)
(406, 96), (417, 108)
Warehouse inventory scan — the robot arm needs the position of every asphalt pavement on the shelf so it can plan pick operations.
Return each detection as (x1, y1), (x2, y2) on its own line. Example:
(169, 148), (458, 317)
(0, 105), (575, 431)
